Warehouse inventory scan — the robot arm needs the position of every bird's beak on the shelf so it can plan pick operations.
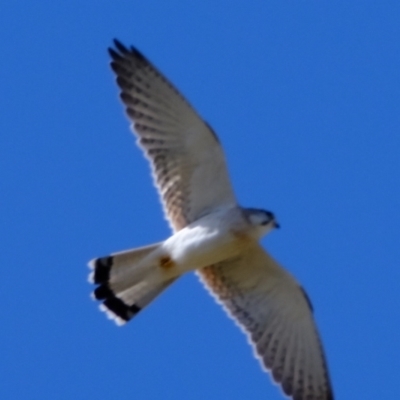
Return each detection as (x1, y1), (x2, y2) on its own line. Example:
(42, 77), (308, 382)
(274, 221), (280, 229)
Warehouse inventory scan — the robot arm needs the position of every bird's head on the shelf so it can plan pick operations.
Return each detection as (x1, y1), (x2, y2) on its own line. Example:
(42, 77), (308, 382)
(245, 208), (280, 238)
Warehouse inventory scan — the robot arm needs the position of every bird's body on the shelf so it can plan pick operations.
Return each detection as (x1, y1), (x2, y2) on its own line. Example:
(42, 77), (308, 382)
(162, 206), (275, 273)
(88, 39), (334, 400)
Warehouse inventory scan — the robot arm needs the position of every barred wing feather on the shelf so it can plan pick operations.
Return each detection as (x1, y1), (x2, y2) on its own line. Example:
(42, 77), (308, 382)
(198, 244), (333, 400)
(109, 40), (236, 231)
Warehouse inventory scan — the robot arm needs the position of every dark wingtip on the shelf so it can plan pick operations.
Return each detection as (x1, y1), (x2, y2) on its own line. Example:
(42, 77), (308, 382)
(109, 39), (146, 63)
(108, 47), (122, 60)
(130, 46), (145, 61)
(113, 38), (129, 54)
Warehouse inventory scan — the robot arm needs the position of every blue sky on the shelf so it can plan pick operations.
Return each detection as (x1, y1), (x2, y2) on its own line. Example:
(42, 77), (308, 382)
(1, 1), (399, 399)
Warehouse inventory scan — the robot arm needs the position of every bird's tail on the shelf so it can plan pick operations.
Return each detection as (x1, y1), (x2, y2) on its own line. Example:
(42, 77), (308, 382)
(88, 242), (177, 325)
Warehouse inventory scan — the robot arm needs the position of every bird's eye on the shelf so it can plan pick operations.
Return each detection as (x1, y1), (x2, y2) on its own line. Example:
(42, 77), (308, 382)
(261, 220), (269, 226)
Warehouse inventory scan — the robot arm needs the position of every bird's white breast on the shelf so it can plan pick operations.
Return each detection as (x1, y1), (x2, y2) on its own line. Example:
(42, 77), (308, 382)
(161, 206), (254, 273)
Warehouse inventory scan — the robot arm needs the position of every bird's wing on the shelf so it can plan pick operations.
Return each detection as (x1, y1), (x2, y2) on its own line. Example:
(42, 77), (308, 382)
(198, 244), (333, 400)
(109, 40), (237, 231)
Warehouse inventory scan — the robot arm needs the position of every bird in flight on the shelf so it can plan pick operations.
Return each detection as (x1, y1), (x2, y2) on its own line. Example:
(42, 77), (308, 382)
(89, 39), (334, 400)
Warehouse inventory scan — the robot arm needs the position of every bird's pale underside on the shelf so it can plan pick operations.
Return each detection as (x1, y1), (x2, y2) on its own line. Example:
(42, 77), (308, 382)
(88, 39), (334, 400)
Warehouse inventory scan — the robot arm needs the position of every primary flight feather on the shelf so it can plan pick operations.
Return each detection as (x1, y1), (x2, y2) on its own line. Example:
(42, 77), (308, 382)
(89, 39), (334, 400)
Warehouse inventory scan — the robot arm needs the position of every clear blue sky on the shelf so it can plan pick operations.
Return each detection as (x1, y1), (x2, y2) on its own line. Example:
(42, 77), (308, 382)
(1, 2), (399, 399)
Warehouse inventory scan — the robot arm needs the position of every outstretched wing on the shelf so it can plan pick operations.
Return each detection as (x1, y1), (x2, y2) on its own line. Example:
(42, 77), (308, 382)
(109, 40), (237, 231)
(198, 244), (333, 400)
